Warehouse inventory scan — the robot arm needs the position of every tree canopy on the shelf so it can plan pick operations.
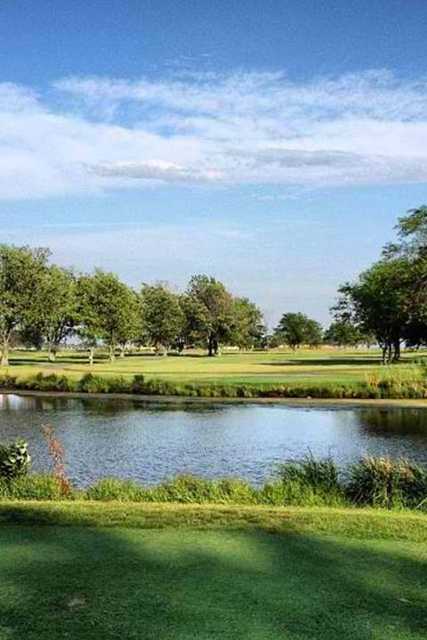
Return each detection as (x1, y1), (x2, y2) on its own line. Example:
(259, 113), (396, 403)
(274, 312), (323, 350)
(140, 284), (184, 353)
(0, 245), (50, 366)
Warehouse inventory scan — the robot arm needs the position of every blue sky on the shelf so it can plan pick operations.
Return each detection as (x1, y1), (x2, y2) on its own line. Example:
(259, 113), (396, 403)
(1, 0), (427, 326)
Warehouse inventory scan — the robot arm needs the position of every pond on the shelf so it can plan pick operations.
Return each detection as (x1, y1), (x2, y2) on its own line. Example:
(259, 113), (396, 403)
(0, 394), (426, 487)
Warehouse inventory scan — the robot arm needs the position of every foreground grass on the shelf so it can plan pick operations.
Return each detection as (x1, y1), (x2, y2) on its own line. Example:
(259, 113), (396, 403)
(0, 503), (426, 639)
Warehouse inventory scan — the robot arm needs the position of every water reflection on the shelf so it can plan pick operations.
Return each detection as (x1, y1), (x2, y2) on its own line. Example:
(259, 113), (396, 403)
(356, 408), (427, 437)
(0, 394), (426, 487)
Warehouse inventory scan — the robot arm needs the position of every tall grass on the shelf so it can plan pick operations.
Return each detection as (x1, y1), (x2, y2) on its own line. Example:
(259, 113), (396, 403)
(347, 457), (427, 509)
(1, 456), (425, 510)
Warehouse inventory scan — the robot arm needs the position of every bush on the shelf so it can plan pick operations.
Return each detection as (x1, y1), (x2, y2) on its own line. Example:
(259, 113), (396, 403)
(78, 373), (112, 393)
(347, 457), (427, 509)
(131, 374), (145, 394)
(0, 439), (31, 479)
(0, 374), (17, 389)
(22, 372), (77, 392)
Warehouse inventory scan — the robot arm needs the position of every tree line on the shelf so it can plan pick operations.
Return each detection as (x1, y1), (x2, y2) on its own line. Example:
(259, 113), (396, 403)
(0, 253), (268, 365)
(0, 206), (425, 365)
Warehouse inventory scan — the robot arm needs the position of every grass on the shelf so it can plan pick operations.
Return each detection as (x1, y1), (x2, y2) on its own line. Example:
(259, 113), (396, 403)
(0, 502), (426, 639)
(1, 348), (427, 399)
(1, 455), (426, 510)
(3, 347), (426, 385)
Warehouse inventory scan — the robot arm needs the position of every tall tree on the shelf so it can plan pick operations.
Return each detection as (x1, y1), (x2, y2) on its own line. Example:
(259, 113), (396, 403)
(183, 275), (235, 356)
(334, 258), (413, 363)
(24, 265), (78, 361)
(230, 297), (265, 349)
(0, 245), (50, 366)
(140, 284), (184, 354)
(384, 205), (427, 259)
(274, 312), (323, 350)
(323, 320), (364, 348)
(77, 270), (138, 363)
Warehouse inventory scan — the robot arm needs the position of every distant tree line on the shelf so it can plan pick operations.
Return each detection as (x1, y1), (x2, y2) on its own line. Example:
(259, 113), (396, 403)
(0, 254), (267, 365)
(0, 207), (425, 365)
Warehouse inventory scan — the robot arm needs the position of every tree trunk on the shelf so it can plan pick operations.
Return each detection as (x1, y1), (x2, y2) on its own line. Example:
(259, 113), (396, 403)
(88, 346), (94, 366)
(392, 339), (401, 362)
(109, 344), (116, 362)
(119, 345), (126, 358)
(208, 335), (214, 357)
(0, 339), (9, 367)
(381, 345), (387, 365)
(48, 346), (57, 362)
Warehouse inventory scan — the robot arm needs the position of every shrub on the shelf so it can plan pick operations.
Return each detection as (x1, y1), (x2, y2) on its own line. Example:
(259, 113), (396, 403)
(0, 439), (31, 479)
(0, 374), (17, 389)
(23, 372), (77, 392)
(131, 374), (145, 394)
(346, 457), (427, 509)
(78, 373), (111, 393)
(104, 376), (130, 394)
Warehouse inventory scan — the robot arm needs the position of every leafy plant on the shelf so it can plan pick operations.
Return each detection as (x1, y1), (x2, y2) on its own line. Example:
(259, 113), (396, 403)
(0, 439), (31, 479)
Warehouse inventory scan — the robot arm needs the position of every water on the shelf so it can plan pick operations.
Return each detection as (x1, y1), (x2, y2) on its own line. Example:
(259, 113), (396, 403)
(0, 394), (426, 487)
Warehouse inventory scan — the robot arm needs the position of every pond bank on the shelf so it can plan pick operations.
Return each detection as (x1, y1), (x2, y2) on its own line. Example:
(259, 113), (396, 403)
(2, 388), (427, 408)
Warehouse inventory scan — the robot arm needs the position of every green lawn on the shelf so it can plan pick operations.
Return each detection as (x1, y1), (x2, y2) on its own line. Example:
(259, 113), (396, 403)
(2, 348), (426, 387)
(0, 503), (426, 639)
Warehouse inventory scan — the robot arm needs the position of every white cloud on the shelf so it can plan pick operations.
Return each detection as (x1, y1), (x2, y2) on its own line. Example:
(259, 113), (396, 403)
(1, 69), (427, 199)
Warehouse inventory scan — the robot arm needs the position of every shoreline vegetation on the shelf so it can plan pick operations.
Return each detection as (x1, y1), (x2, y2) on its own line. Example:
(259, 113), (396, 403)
(2, 456), (427, 512)
(1, 362), (427, 400)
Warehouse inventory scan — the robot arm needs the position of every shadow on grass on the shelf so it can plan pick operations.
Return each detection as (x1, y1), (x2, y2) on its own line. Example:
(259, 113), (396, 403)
(0, 508), (426, 639)
(263, 357), (384, 367)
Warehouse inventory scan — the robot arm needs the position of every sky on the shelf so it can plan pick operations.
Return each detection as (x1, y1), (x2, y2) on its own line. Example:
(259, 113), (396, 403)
(1, 0), (427, 327)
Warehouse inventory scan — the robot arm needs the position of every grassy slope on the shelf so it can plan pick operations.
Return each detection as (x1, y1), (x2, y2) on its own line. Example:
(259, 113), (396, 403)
(0, 503), (426, 639)
(2, 348), (425, 386)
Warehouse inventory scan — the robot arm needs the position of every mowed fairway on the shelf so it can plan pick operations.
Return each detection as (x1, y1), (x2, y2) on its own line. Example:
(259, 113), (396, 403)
(2, 348), (426, 387)
(0, 511), (426, 640)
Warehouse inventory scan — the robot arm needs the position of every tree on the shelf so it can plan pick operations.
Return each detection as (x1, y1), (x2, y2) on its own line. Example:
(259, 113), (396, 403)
(324, 320), (364, 348)
(384, 207), (427, 348)
(334, 258), (413, 363)
(334, 206), (427, 361)
(0, 245), (50, 366)
(77, 270), (138, 363)
(140, 284), (184, 354)
(274, 312), (323, 350)
(183, 275), (235, 356)
(230, 297), (265, 349)
(23, 266), (78, 361)
(383, 205), (427, 259)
